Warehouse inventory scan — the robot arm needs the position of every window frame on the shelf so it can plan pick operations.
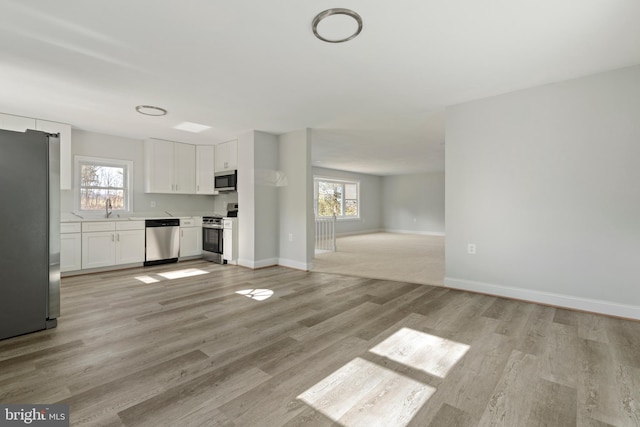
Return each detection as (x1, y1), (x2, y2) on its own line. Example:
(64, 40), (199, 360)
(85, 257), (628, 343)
(74, 156), (133, 214)
(314, 176), (360, 220)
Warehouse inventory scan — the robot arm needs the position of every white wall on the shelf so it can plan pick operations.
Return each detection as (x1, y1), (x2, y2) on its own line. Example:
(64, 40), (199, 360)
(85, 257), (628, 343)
(254, 132), (280, 265)
(61, 129), (215, 216)
(237, 131), (256, 267)
(237, 130), (279, 268)
(313, 167), (383, 235)
(279, 129), (314, 270)
(445, 65), (640, 319)
(382, 172), (445, 235)
(213, 191), (238, 216)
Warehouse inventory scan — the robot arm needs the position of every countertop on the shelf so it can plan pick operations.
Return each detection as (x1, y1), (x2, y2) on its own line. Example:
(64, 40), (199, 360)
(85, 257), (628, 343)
(60, 212), (207, 223)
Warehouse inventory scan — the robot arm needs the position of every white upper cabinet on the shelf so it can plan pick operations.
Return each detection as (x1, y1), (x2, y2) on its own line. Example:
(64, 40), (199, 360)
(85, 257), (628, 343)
(0, 114), (72, 190)
(174, 142), (196, 194)
(196, 145), (216, 194)
(144, 138), (196, 194)
(35, 120), (72, 190)
(0, 113), (35, 132)
(145, 139), (174, 193)
(215, 140), (238, 173)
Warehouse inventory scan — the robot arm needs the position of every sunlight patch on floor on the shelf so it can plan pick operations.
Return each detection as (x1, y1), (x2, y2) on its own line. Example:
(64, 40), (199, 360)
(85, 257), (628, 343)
(298, 357), (435, 427)
(369, 327), (469, 378)
(235, 289), (274, 301)
(298, 327), (470, 425)
(134, 275), (159, 284)
(157, 268), (209, 280)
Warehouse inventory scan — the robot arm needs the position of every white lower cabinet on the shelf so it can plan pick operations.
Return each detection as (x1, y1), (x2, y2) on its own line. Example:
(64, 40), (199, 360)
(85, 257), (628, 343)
(81, 221), (145, 269)
(115, 230), (145, 264)
(179, 217), (202, 258)
(223, 218), (238, 264)
(60, 222), (82, 273)
(82, 231), (117, 269)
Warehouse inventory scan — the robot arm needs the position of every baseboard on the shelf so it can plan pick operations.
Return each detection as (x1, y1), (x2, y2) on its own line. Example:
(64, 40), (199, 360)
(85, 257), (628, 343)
(237, 258), (254, 269)
(237, 258), (276, 269)
(278, 258), (312, 271)
(61, 262), (144, 277)
(254, 258), (278, 269)
(179, 255), (203, 261)
(383, 228), (446, 237)
(62, 257), (205, 277)
(444, 277), (640, 321)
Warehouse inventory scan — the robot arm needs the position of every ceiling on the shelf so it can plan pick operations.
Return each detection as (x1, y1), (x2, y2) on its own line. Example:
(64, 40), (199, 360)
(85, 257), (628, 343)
(1, 1), (639, 176)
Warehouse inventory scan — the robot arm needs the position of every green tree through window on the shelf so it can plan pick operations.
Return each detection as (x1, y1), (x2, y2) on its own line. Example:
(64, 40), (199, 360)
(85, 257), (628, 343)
(76, 156), (132, 212)
(315, 178), (359, 219)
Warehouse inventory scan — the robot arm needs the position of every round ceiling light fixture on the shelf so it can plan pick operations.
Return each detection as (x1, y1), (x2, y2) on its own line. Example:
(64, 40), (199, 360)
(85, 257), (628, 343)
(312, 8), (363, 43)
(135, 105), (168, 116)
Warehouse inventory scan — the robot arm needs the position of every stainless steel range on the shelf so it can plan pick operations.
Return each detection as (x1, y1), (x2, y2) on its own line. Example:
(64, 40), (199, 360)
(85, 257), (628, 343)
(202, 216), (224, 263)
(203, 204), (238, 264)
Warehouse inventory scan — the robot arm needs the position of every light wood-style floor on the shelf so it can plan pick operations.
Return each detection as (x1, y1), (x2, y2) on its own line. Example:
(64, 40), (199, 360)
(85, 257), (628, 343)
(1, 260), (639, 426)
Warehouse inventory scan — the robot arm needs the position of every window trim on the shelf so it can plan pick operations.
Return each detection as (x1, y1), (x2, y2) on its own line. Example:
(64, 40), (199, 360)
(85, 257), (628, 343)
(314, 176), (360, 220)
(74, 156), (133, 213)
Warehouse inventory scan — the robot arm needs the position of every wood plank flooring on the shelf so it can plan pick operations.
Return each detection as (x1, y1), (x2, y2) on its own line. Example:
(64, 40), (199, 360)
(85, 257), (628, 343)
(0, 260), (639, 426)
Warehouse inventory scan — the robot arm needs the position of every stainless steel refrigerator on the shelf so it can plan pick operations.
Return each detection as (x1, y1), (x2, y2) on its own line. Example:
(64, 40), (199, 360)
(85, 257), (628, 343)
(0, 128), (60, 340)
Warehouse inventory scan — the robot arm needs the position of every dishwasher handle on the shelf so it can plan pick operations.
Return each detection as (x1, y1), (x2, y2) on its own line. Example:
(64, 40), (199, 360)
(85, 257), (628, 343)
(145, 219), (180, 227)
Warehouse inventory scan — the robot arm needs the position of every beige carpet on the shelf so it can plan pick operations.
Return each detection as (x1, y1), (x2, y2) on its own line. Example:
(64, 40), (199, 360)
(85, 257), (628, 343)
(312, 232), (445, 286)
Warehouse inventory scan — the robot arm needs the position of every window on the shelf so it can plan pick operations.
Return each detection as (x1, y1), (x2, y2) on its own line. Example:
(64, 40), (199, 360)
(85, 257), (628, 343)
(314, 177), (360, 219)
(75, 156), (132, 213)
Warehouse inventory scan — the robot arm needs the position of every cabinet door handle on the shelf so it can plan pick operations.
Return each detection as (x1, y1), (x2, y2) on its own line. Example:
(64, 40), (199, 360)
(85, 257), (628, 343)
(181, 230), (184, 237)
(117, 233), (120, 242)
(111, 234), (115, 242)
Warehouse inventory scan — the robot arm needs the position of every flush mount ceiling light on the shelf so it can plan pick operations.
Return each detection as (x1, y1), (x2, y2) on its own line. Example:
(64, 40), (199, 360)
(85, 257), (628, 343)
(135, 105), (168, 116)
(312, 8), (363, 43)
(173, 121), (211, 133)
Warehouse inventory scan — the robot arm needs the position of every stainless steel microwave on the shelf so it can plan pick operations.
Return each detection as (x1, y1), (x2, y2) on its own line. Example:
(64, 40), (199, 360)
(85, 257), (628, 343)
(214, 170), (237, 192)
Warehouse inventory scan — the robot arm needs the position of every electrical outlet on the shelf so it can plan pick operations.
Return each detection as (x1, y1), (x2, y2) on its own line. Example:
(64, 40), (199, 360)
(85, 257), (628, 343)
(467, 243), (476, 255)
(288, 233), (293, 242)
(150, 201), (156, 208)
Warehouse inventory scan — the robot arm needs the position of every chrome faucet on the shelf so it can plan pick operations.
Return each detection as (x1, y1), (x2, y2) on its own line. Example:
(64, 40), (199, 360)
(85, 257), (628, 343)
(105, 198), (113, 218)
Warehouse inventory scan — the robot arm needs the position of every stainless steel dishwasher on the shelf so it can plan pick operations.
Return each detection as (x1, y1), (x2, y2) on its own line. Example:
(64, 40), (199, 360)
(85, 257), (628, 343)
(144, 218), (180, 266)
